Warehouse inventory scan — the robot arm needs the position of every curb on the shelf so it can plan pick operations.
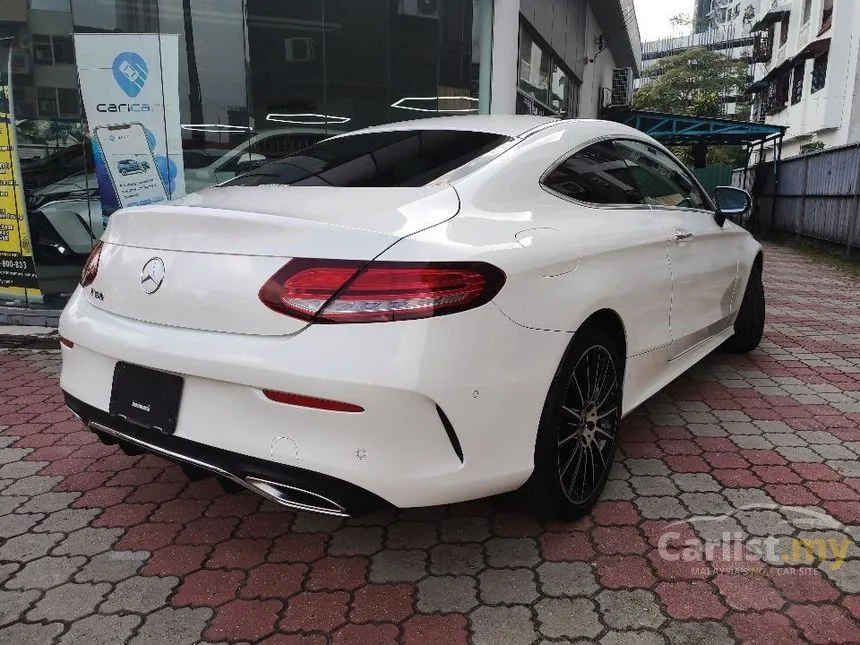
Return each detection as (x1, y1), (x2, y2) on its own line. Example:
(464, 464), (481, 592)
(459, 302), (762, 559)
(0, 305), (62, 328)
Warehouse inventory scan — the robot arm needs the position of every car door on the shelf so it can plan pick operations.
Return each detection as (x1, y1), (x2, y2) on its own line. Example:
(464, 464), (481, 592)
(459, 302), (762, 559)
(540, 140), (675, 359)
(615, 140), (739, 359)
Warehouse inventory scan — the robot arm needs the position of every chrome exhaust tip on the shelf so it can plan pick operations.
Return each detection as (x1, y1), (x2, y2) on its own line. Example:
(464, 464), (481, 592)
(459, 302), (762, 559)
(244, 476), (349, 517)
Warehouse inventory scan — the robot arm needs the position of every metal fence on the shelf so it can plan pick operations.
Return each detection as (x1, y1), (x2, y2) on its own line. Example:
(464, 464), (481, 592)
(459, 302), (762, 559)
(732, 142), (860, 254)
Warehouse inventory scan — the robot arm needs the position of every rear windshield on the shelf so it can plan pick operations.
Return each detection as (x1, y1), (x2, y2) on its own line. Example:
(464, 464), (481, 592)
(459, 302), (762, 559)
(221, 129), (511, 188)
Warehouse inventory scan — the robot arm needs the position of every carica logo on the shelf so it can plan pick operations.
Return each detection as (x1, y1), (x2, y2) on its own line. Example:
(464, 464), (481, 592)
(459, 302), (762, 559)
(112, 52), (148, 98)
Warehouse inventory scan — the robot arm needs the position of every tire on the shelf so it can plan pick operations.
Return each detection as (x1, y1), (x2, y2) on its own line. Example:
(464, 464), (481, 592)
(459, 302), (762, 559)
(523, 326), (623, 521)
(722, 266), (765, 353)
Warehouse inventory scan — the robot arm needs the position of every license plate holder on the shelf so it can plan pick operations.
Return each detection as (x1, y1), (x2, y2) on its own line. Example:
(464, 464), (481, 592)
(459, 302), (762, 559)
(109, 362), (184, 434)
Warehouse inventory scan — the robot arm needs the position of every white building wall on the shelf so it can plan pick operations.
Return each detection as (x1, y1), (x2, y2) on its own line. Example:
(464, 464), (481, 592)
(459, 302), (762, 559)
(753, 0), (859, 160)
(580, 3), (618, 118)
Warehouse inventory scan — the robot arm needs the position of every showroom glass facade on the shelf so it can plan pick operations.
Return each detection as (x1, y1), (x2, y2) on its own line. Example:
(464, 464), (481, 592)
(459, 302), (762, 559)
(515, 21), (580, 118)
(0, 0), (490, 308)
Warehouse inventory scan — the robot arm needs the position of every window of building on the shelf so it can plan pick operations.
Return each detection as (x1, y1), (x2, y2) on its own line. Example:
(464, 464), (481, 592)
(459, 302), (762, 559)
(811, 52), (828, 93)
(767, 71), (790, 113)
(52, 36), (75, 64)
(36, 86), (58, 117)
(820, 0), (834, 33)
(615, 140), (709, 210)
(791, 62), (805, 104)
(517, 23), (580, 118)
(541, 141), (644, 206)
(223, 130), (511, 188)
(779, 14), (790, 46)
(32, 35), (53, 64)
(802, 0), (813, 24)
(56, 88), (81, 117)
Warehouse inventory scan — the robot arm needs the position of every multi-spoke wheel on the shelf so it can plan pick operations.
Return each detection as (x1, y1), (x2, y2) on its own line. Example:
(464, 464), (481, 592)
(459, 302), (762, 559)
(524, 326), (623, 520)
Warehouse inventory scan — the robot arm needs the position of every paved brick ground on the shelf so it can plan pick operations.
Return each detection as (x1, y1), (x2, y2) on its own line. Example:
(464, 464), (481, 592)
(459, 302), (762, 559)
(2, 243), (860, 644)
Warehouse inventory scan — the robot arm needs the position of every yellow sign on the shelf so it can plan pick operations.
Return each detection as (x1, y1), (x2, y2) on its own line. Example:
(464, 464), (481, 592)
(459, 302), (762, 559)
(0, 43), (41, 298)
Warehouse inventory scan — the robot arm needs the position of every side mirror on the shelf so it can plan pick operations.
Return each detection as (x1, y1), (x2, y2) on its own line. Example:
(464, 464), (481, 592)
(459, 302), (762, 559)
(713, 186), (751, 227)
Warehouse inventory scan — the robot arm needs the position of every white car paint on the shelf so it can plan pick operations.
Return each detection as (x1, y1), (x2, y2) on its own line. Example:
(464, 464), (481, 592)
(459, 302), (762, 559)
(59, 116), (762, 514)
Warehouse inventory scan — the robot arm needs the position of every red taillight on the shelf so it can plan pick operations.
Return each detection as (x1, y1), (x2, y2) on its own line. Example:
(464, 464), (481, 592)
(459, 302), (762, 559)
(80, 241), (104, 287)
(60, 337), (74, 349)
(263, 389), (364, 413)
(259, 259), (506, 323)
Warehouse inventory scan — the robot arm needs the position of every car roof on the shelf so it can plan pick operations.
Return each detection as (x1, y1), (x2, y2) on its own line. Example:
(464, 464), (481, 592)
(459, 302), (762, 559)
(351, 115), (560, 138)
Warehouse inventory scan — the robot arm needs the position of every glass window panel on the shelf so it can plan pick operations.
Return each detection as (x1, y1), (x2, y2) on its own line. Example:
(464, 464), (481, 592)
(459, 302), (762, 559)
(542, 142), (645, 205)
(518, 26), (550, 106)
(615, 140), (709, 210)
(52, 35), (75, 64)
(32, 35), (54, 64)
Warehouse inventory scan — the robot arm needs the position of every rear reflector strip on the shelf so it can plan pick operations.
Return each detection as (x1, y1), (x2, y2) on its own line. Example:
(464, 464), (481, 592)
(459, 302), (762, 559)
(60, 337), (74, 349)
(263, 389), (364, 413)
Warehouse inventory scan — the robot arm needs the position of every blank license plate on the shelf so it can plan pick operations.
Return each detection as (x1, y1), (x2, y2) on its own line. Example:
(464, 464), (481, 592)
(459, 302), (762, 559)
(109, 362), (183, 434)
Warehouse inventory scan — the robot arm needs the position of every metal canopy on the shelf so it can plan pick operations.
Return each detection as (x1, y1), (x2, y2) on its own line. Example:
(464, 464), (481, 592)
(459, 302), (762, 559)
(606, 109), (787, 146)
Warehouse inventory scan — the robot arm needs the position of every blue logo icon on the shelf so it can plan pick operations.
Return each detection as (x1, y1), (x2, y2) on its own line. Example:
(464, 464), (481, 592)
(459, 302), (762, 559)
(112, 52), (148, 98)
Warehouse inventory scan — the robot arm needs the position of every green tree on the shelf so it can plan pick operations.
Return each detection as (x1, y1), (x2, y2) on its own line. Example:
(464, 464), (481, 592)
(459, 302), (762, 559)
(634, 48), (752, 166)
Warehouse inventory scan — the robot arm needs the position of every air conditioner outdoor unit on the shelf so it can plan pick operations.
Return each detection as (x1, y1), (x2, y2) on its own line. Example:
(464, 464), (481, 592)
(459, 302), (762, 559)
(398, 0), (440, 19)
(601, 87), (613, 110)
(611, 67), (634, 107)
(285, 37), (315, 62)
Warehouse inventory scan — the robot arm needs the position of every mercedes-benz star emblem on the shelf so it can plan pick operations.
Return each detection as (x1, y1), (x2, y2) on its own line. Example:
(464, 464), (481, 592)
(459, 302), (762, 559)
(140, 257), (166, 294)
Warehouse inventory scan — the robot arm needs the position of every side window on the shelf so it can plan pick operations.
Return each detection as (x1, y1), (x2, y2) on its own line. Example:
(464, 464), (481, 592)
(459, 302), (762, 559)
(614, 140), (711, 210)
(542, 141), (645, 206)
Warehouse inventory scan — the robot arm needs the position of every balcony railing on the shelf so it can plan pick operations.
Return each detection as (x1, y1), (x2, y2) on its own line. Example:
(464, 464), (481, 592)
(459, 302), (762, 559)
(753, 32), (773, 63)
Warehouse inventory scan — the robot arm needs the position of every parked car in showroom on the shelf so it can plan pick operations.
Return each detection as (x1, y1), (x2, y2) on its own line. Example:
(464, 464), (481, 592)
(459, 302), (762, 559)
(59, 116), (764, 519)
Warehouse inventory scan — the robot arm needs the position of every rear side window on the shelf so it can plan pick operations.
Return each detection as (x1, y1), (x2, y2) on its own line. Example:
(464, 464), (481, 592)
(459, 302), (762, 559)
(614, 140), (711, 210)
(221, 130), (510, 188)
(541, 141), (645, 205)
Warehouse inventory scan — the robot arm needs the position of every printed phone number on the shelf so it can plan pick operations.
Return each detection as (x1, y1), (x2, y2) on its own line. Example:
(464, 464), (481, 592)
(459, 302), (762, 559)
(0, 259), (29, 270)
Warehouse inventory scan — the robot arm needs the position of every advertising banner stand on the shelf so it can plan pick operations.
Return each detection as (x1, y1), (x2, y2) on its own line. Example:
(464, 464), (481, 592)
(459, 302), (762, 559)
(75, 34), (185, 224)
(0, 38), (42, 302)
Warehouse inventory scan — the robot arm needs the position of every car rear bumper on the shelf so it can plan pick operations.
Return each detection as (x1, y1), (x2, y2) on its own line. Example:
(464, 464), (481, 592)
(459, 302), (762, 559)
(59, 288), (568, 509)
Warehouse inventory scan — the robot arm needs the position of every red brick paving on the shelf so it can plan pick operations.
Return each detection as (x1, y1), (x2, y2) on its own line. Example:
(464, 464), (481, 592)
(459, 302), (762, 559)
(1, 243), (859, 644)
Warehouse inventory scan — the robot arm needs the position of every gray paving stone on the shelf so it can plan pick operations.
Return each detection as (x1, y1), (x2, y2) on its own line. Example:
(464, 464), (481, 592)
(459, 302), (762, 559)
(536, 561), (599, 597)
(608, 461), (631, 480)
(478, 568), (538, 604)
(327, 526), (383, 555)
(429, 543), (484, 575)
(797, 431), (840, 444)
(753, 420), (794, 434)
(695, 517), (745, 543)
(7, 555), (86, 590)
(0, 448), (33, 465)
(661, 620), (734, 645)
(0, 495), (27, 515)
(0, 563), (18, 585)
(471, 605), (536, 645)
(416, 575), (477, 612)
(1, 474), (62, 496)
(385, 521), (438, 549)
(724, 488), (776, 508)
(713, 410), (750, 422)
(100, 575), (179, 614)
(602, 479), (635, 500)
(17, 491), (80, 514)
(58, 612), (141, 645)
(735, 509), (793, 537)
(75, 550), (148, 583)
(601, 630), (667, 645)
(729, 434), (774, 450)
(820, 557), (860, 593)
(0, 512), (42, 539)
(129, 606), (214, 645)
(27, 581), (111, 622)
(35, 508), (101, 533)
(827, 460), (860, 477)
(369, 549), (427, 582)
(485, 537), (540, 568)
(0, 589), (40, 627)
(439, 516), (490, 543)
(0, 460), (47, 479)
(673, 473), (721, 492)
(685, 423), (727, 437)
(630, 476), (679, 497)
(722, 422), (759, 435)
(0, 621), (64, 645)
(536, 597), (602, 640)
(681, 492), (732, 516)
(597, 589), (665, 629)
(0, 531), (63, 562)
(634, 496), (688, 520)
(765, 433), (807, 447)
(775, 446), (823, 462)
(811, 444), (857, 460)
(626, 459), (670, 476)
(53, 527), (123, 557)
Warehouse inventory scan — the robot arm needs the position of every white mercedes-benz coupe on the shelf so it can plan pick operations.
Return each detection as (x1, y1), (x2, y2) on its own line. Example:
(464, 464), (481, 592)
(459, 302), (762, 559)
(60, 116), (765, 520)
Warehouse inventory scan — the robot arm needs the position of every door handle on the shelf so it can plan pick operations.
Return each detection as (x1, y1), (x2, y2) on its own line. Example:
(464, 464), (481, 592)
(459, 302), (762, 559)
(674, 230), (694, 243)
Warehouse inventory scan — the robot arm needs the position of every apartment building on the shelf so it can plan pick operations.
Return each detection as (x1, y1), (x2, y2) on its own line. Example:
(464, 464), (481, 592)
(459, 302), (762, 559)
(748, 0), (859, 159)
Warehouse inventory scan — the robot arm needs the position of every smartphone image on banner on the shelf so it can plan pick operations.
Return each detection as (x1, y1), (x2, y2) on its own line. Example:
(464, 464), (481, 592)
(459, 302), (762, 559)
(94, 123), (168, 208)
